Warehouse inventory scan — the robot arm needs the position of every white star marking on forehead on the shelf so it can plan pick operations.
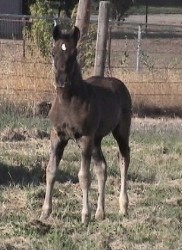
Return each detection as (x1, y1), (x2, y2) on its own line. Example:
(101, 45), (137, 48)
(61, 43), (66, 51)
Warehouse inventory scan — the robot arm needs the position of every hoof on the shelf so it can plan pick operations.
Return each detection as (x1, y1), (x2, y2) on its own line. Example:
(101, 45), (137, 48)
(95, 209), (105, 221)
(119, 204), (128, 217)
(119, 209), (128, 217)
(81, 212), (91, 225)
(119, 194), (128, 216)
(40, 208), (52, 221)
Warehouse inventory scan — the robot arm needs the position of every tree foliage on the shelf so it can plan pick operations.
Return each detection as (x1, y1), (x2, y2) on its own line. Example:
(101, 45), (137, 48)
(25, 0), (94, 72)
(29, 0), (53, 58)
(92, 0), (133, 21)
(58, 0), (78, 17)
(110, 0), (134, 21)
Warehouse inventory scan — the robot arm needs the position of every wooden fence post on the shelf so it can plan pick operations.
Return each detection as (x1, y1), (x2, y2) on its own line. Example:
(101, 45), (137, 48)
(136, 25), (142, 73)
(22, 17), (26, 58)
(75, 0), (91, 41)
(107, 26), (112, 76)
(94, 1), (110, 77)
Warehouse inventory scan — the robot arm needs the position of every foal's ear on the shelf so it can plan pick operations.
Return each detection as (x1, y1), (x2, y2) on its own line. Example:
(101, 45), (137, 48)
(72, 26), (80, 46)
(53, 24), (62, 41)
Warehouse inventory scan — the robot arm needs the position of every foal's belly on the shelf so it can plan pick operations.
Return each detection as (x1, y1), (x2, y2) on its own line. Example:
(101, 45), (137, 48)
(49, 94), (121, 140)
(56, 121), (83, 140)
(95, 106), (121, 137)
(50, 108), (95, 140)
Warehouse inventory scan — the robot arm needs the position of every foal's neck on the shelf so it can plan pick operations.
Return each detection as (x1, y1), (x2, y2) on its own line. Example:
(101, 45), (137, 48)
(70, 60), (83, 87)
(56, 60), (84, 98)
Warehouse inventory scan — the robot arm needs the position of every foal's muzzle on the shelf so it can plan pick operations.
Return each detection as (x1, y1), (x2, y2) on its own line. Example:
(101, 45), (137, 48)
(55, 71), (70, 88)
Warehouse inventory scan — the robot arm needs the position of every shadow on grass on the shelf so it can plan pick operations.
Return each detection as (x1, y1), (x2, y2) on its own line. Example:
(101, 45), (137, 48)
(128, 171), (156, 183)
(133, 105), (182, 118)
(0, 162), (78, 186)
(108, 168), (156, 183)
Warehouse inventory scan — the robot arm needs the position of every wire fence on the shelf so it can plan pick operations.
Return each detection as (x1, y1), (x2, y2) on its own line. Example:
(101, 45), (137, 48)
(0, 14), (181, 117)
(108, 22), (182, 71)
(106, 22), (182, 116)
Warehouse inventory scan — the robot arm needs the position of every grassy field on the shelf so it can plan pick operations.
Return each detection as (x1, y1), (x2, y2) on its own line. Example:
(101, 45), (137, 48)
(0, 112), (181, 250)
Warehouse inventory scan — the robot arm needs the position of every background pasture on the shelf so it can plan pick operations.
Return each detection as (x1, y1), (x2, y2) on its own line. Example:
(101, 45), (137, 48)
(0, 17), (181, 116)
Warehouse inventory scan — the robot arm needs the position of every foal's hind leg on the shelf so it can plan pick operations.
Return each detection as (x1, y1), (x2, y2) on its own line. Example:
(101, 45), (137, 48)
(40, 129), (67, 220)
(92, 138), (107, 220)
(118, 144), (130, 215)
(113, 127), (130, 216)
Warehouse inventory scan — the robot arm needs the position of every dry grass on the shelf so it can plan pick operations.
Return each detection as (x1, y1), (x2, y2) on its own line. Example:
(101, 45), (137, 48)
(1, 59), (181, 112)
(0, 117), (181, 250)
(111, 68), (182, 111)
(0, 42), (54, 106)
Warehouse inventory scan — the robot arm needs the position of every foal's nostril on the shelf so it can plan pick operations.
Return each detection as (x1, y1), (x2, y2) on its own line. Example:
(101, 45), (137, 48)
(55, 71), (68, 86)
(60, 65), (65, 71)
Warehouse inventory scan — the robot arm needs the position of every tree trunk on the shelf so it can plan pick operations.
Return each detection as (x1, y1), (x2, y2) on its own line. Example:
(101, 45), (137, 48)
(75, 0), (91, 40)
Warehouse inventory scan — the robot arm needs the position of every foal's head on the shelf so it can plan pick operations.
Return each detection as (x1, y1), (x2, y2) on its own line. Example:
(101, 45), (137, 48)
(52, 25), (80, 88)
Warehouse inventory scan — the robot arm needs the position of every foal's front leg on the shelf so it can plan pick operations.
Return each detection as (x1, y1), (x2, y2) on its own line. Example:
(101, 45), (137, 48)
(92, 140), (107, 220)
(40, 130), (67, 220)
(78, 136), (93, 224)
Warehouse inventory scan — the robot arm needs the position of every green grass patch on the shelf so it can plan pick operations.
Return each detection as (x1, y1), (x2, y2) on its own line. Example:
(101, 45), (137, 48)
(0, 101), (51, 132)
(0, 116), (181, 249)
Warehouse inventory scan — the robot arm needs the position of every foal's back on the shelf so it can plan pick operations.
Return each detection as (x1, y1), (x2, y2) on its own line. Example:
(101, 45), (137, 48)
(86, 76), (131, 110)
